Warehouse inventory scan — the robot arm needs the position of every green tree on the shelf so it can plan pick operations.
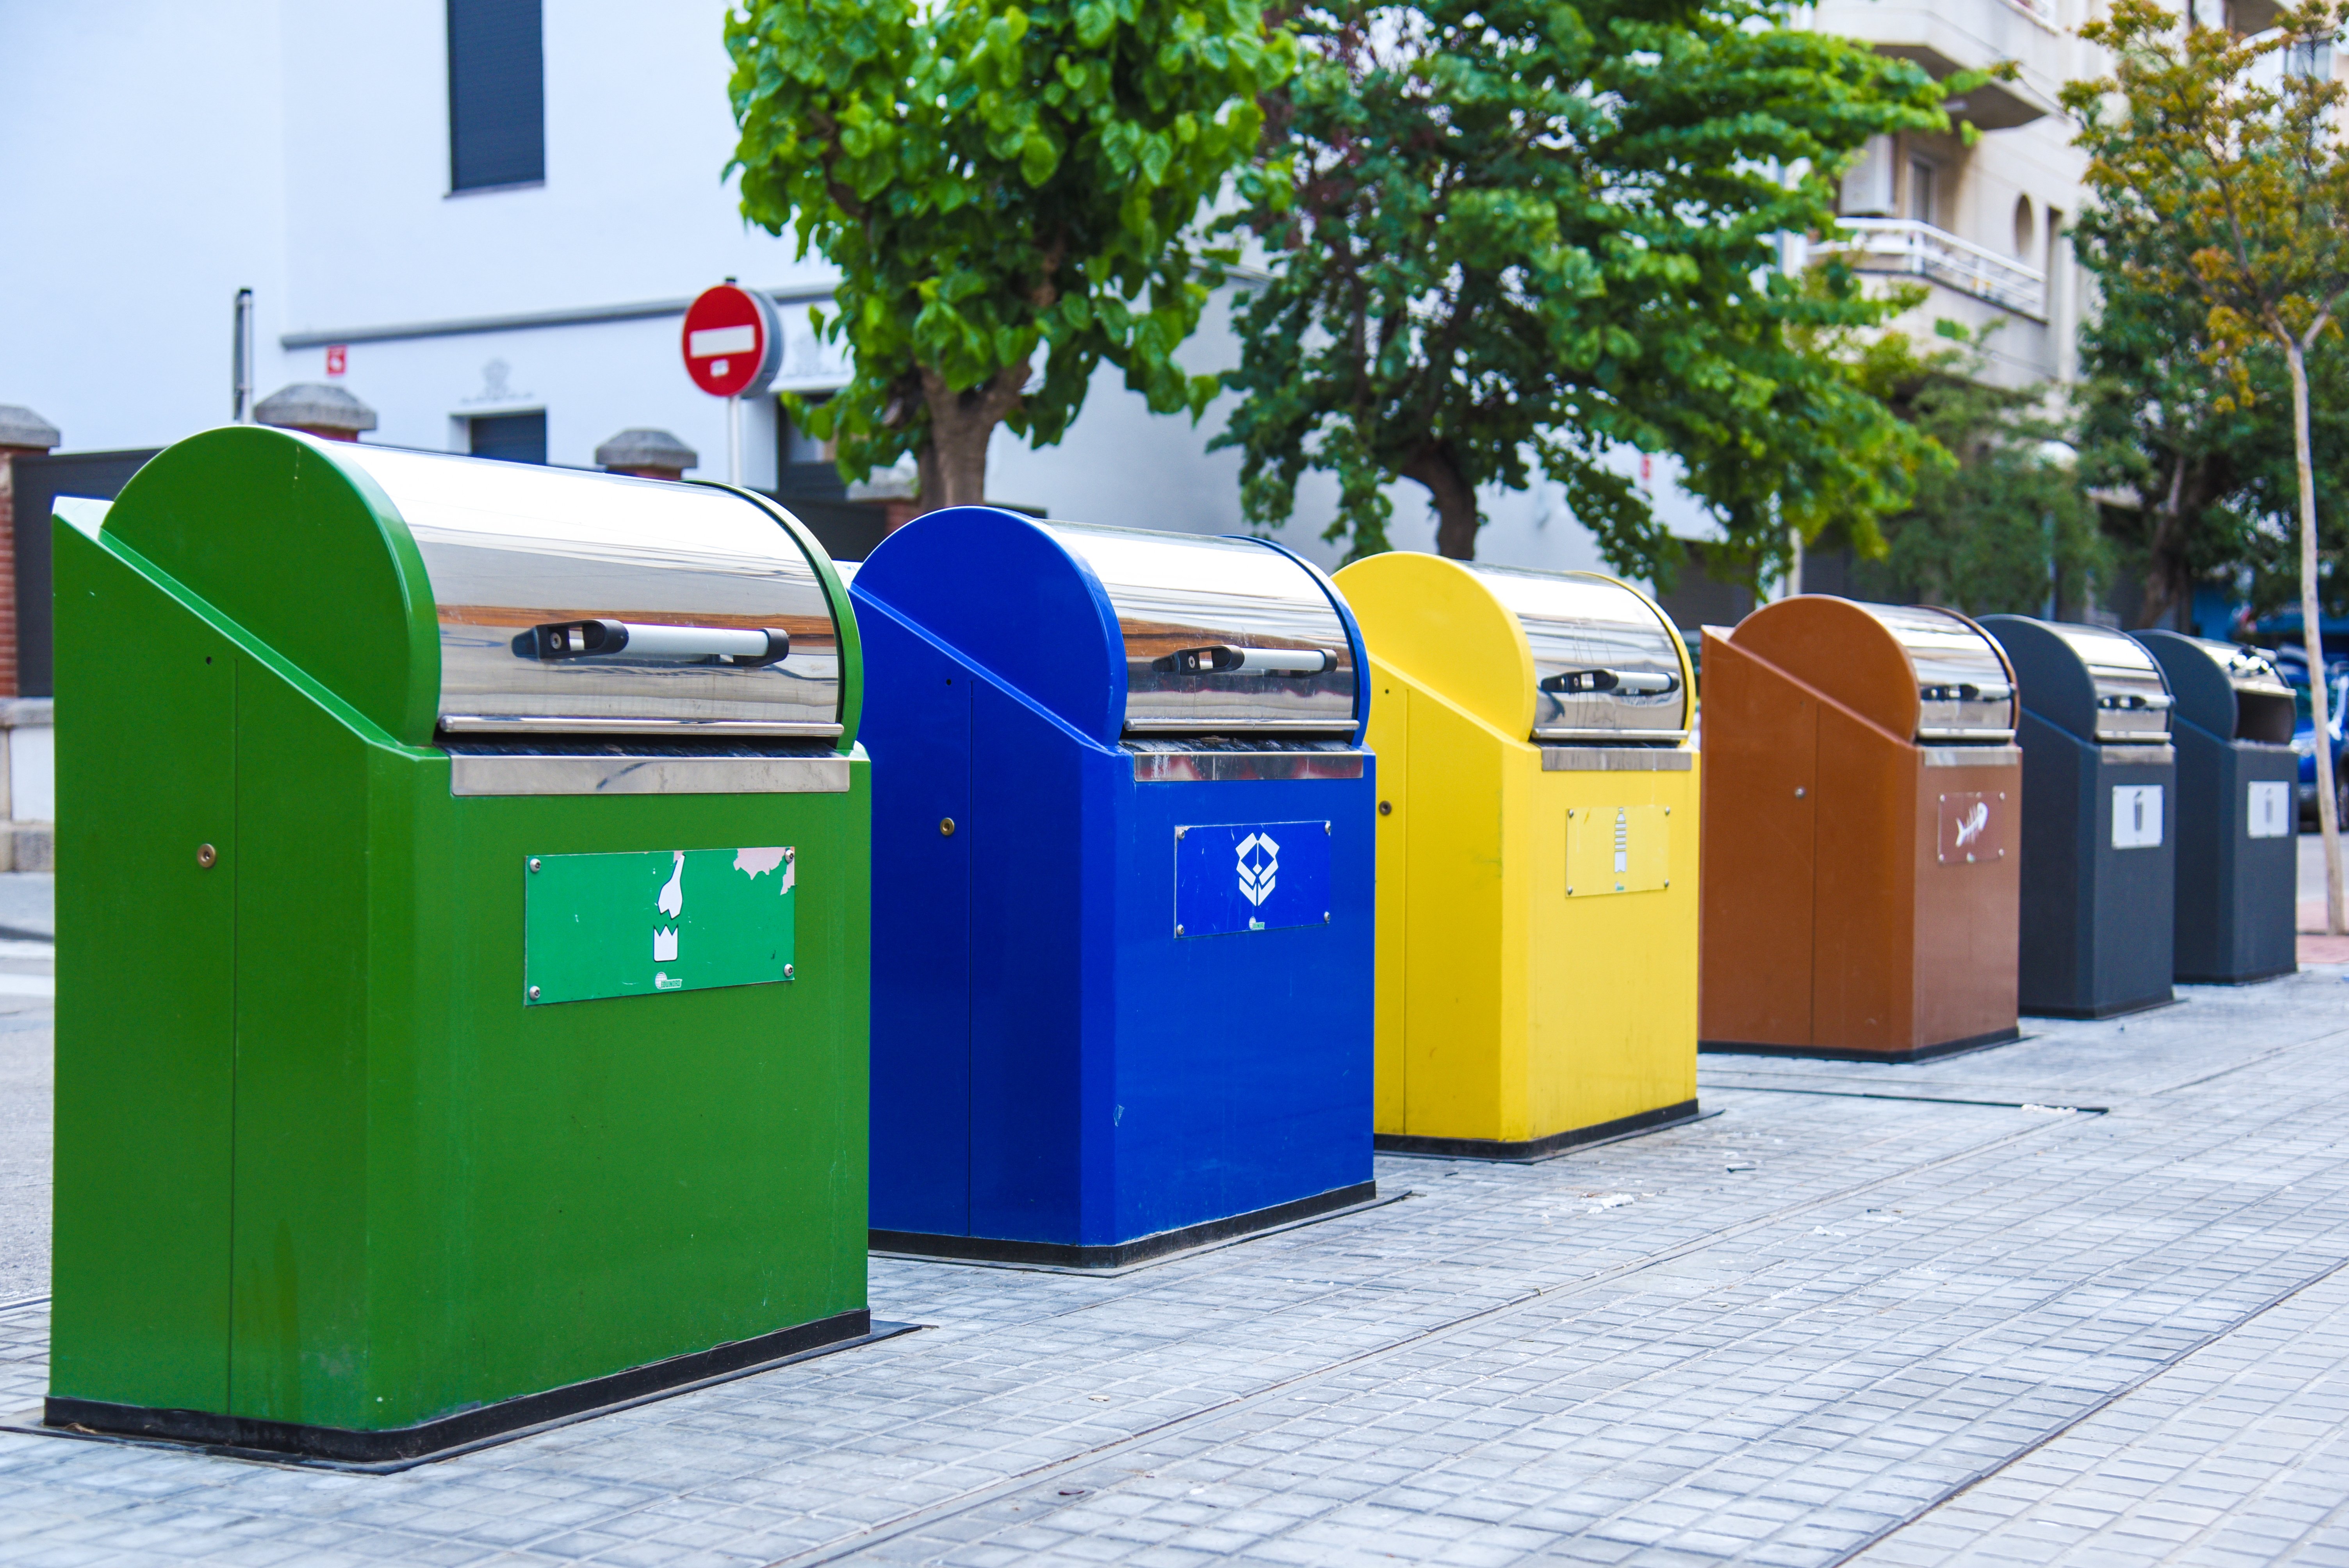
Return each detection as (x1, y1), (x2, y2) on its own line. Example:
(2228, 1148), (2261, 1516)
(2065, 0), (2349, 930)
(725, 0), (1291, 509)
(2071, 175), (2263, 630)
(2073, 162), (2349, 631)
(1212, 0), (1955, 585)
(1833, 325), (2105, 617)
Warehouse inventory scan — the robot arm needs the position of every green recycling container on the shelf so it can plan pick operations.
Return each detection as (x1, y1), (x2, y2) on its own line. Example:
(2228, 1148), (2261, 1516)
(47, 426), (872, 1464)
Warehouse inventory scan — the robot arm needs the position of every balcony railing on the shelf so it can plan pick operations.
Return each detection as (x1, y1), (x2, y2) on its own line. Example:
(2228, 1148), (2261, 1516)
(1817, 217), (2048, 320)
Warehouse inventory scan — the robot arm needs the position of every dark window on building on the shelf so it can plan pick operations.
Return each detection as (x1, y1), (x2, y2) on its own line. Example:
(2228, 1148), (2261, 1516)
(470, 411), (547, 464)
(448, 0), (544, 192)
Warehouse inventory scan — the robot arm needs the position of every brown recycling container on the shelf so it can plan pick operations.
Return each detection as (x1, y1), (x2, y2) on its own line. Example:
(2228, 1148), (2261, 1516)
(1700, 597), (2022, 1061)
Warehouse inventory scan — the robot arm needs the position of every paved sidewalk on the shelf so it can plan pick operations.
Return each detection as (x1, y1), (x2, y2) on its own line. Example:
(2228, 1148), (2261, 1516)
(0, 964), (2345, 1564)
(0, 873), (52, 1303)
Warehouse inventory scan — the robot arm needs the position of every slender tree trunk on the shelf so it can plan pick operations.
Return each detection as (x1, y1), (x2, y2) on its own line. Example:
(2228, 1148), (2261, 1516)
(2135, 452), (2192, 630)
(913, 359), (1030, 516)
(2285, 339), (2345, 935)
(1401, 444), (1479, 559)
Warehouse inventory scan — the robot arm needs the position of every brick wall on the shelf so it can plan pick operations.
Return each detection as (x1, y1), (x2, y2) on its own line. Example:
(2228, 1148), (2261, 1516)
(0, 447), (35, 700)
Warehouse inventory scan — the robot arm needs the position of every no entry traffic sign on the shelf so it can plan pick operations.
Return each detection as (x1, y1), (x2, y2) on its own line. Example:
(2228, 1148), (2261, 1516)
(681, 283), (782, 398)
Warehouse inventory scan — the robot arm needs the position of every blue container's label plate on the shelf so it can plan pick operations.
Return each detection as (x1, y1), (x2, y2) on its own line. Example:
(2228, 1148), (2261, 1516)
(524, 846), (796, 1004)
(1174, 820), (1331, 938)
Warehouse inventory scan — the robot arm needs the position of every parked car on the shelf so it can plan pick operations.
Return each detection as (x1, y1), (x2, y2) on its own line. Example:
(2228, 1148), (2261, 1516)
(2291, 667), (2349, 826)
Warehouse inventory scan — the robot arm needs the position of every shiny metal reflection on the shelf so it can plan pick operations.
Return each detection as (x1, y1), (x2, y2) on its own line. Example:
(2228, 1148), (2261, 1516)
(2044, 623), (2174, 744)
(1855, 603), (2017, 743)
(1042, 523), (1358, 735)
(1469, 566), (1690, 743)
(331, 447), (842, 736)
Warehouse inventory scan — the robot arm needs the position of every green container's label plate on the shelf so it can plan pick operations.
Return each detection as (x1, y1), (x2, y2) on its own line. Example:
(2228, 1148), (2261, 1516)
(524, 846), (795, 1005)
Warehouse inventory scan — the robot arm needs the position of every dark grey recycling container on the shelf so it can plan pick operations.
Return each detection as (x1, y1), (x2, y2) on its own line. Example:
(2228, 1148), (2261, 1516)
(2135, 631), (2299, 984)
(1983, 617), (2178, 1017)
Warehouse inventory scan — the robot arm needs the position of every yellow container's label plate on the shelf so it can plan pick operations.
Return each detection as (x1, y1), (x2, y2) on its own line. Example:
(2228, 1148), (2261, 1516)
(1566, 805), (1668, 896)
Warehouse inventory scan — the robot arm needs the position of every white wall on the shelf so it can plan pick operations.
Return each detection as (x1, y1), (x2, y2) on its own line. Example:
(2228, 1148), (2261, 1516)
(275, 0), (831, 335)
(1, 0), (1684, 586)
(987, 296), (1647, 579)
(0, 0), (289, 449)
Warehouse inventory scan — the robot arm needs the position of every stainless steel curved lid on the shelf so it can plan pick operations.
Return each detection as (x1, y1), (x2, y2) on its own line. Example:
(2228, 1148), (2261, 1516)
(2177, 634), (2295, 700)
(1471, 566), (1688, 743)
(2049, 623), (2173, 743)
(1042, 523), (1357, 736)
(333, 447), (841, 736)
(1857, 603), (2015, 742)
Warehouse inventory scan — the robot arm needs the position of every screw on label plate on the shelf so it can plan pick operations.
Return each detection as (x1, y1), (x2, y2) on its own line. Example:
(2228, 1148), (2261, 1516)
(196, 843), (217, 868)
(1176, 826), (1188, 839)
(1323, 911), (1331, 923)
(1663, 806), (1671, 815)
(1794, 787), (1807, 798)
(1378, 801), (1392, 816)
(528, 857), (542, 873)
(784, 964), (795, 980)
(785, 846), (795, 859)
(528, 985), (542, 1001)
(939, 818), (956, 837)
(1175, 923), (1185, 936)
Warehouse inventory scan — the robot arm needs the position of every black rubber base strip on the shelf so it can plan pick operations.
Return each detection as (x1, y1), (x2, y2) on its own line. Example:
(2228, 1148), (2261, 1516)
(872, 1180), (1379, 1270)
(2176, 963), (2298, 986)
(1698, 1026), (2023, 1065)
(2021, 991), (2181, 1021)
(1374, 1099), (1705, 1164)
(39, 1308), (884, 1468)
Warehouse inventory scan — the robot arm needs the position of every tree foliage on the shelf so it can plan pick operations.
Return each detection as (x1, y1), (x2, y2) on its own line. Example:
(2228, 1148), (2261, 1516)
(725, 0), (1291, 509)
(2072, 206), (2349, 630)
(1212, 0), (1956, 583)
(1828, 325), (2104, 618)
(2064, 0), (2349, 924)
(2071, 174), (2266, 629)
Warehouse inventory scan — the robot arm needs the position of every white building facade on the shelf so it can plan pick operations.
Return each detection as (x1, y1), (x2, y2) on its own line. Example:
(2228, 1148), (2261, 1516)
(0, 0), (1618, 577)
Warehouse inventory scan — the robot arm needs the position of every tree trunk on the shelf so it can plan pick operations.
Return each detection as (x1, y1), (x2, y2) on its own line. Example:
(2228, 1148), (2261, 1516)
(913, 359), (1030, 516)
(2135, 452), (2192, 631)
(1401, 444), (1480, 559)
(2285, 339), (2345, 935)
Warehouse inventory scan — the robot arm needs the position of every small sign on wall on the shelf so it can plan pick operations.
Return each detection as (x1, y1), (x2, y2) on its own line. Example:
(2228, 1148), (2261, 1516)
(1173, 821), (1331, 937)
(2112, 784), (2164, 849)
(2248, 780), (2293, 839)
(524, 846), (797, 1004)
(1565, 804), (1668, 896)
(1937, 791), (2008, 865)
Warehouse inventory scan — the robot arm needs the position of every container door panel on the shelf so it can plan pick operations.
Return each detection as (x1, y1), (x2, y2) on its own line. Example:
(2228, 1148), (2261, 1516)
(864, 616), (974, 1237)
(1812, 711), (1913, 1051)
(49, 536), (239, 1412)
(1370, 679), (1407, 1133)
(1402, 694), (1507, 1137)
(228, 672), (373, 1427)
(1698, 640), (1818, 1047)
(965, 684), (1086, 1245)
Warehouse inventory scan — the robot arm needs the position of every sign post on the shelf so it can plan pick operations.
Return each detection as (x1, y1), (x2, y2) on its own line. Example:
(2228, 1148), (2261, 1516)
(681, 283), (783, 485)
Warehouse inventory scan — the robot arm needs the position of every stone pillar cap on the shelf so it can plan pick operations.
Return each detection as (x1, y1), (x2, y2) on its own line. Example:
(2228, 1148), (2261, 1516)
(595, 428), (699, 471)
(0, 406), (61, 449)
(255, 383), (378, 434)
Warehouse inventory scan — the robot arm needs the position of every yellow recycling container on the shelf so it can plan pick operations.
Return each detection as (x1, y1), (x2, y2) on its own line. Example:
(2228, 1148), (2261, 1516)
(1335, 553), (1701, 1160)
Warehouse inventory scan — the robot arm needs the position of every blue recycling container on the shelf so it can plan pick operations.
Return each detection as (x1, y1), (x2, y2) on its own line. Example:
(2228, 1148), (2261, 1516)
(852, 507), (1378, 1268)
